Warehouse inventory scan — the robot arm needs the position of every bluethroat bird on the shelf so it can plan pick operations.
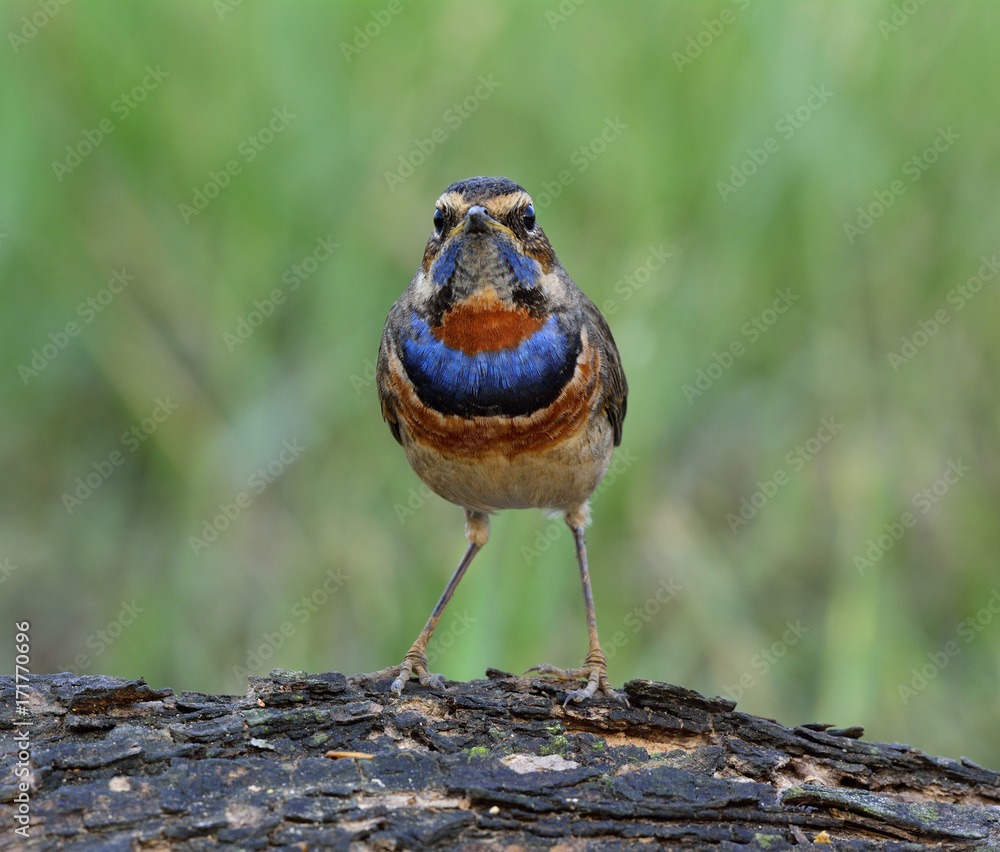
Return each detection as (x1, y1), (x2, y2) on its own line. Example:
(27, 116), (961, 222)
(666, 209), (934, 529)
(374, 176), (628, 704)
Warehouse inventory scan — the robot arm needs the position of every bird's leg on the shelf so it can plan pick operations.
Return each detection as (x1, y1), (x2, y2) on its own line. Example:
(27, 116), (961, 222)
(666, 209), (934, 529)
(526, 508), (626, 706)
(374, 509), (489, 696)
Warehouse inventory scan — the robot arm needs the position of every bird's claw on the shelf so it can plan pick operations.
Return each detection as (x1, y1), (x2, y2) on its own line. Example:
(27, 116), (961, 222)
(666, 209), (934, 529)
(562, 683), (598, 707)
(390, 669), (445, 695)
(390, 673), (407, 696)
(524, 660), (628, 707)
(378, 649), (445, 697)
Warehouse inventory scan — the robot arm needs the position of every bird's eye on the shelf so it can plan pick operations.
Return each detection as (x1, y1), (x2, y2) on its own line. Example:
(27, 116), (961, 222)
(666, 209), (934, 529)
(433, 208), (446, 233)
(522, 205), (536, 230)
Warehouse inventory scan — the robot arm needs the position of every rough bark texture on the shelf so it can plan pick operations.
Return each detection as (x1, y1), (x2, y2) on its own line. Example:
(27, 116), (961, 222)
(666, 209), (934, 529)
(1, 669), (998, 850)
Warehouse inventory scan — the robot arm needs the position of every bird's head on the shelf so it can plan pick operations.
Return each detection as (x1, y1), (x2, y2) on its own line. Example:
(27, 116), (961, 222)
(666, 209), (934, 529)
(384, 176), (611, 422)
(414, 177), (559, 318)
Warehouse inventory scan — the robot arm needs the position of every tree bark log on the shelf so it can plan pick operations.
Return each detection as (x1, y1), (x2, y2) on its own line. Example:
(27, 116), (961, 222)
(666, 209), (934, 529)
(2, 670), (998, 850)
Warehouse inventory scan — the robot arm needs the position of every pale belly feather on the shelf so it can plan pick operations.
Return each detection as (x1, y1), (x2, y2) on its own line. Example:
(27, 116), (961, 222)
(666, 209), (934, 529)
(402, 416), (614, 514)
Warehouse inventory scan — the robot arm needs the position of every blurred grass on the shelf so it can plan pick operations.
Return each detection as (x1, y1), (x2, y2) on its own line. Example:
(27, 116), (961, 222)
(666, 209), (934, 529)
(2, 1), (999, 765)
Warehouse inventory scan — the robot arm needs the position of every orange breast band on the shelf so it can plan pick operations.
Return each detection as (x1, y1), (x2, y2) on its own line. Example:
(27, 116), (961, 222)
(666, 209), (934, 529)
(433, 302), (545, 354)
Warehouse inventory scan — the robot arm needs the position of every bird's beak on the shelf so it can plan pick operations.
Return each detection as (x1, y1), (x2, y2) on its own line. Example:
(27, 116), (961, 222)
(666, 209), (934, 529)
(453, 205), (511, 238)
(463, 205), (495, 234)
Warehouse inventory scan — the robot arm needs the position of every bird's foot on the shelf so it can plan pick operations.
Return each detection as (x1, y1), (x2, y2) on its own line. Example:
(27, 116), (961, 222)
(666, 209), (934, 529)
(525, 650), (628, 707)
(365, 647), (445, 696)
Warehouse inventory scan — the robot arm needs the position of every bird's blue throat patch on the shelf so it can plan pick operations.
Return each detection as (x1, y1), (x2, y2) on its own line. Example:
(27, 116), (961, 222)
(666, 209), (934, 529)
(400, 313), (580, 418)
(431, 238), (541, 289)
(431, 241), (461, 287)
(496, 241), (539, 288)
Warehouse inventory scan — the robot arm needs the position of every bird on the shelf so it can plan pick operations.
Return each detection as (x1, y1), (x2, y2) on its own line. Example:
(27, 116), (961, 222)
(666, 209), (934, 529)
(373, 176), (628, 705)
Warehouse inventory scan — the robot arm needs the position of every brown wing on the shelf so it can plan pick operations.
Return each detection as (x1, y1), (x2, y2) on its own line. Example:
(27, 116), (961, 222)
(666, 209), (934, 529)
(376, 323), (404, 446)
(582, 299), (628, 446)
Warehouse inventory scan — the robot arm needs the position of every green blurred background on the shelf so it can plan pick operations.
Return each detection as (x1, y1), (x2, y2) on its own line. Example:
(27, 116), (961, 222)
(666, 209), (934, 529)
(3, 1), (999, 764)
